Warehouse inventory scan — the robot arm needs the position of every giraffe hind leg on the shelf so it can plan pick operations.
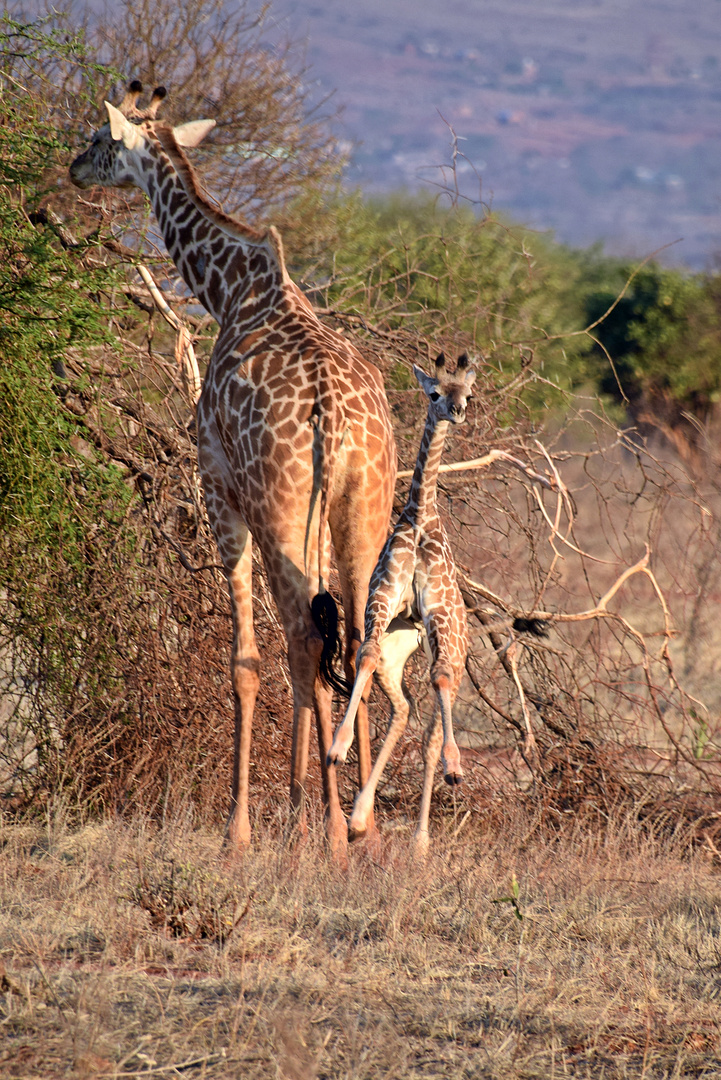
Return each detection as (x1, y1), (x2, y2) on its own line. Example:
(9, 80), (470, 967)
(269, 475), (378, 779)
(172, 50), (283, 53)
(313, 676), (348, 863)
(286, 617), (351, 854)
(432, 670), (464, 786)
(413, 709), (443, 859)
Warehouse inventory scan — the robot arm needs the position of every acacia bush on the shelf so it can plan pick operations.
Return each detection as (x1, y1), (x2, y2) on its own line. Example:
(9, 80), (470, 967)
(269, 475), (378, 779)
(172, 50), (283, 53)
(309, 190), (590, 408)
(29, 0), (346, 270)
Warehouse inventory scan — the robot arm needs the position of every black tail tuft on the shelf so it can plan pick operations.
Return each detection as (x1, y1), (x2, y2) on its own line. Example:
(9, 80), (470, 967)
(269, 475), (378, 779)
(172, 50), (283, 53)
(513, 617), (550, 638)
(311, 592), (352, 697)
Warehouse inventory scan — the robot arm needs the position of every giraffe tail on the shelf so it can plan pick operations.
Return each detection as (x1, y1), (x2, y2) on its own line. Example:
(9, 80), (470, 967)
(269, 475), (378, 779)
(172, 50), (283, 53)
(311, 592), (352, 697)
(307, 371), (353, 698)
(512, 617), (550, 637)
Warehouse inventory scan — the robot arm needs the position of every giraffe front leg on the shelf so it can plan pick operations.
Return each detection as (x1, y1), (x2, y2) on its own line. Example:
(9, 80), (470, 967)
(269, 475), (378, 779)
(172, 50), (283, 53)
(222, 535), (260, 853)
(327, 642), (380, 767)
(347, 621), (418, 841)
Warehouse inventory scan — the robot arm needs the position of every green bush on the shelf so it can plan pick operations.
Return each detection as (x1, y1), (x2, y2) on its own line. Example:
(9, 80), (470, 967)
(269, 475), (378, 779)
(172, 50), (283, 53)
(311, 190), (593, 418)
(0, 16), (138, 799)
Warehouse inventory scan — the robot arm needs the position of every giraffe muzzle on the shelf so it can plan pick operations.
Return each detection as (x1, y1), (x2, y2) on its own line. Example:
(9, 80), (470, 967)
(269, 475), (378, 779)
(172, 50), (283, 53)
(69, 154), (94, 189)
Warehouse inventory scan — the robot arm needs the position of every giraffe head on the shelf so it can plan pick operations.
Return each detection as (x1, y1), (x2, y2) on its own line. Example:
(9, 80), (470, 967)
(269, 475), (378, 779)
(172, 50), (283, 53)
(69, 81), (216, 190)
(412, 352), (476, 425)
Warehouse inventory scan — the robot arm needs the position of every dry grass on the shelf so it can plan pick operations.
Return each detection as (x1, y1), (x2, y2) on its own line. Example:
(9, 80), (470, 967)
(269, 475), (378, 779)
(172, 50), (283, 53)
(1, 805), (720, 1079)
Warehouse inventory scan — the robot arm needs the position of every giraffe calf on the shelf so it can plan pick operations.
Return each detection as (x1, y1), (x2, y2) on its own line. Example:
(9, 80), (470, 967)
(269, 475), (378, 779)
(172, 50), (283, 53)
(328, 353), (475, 855)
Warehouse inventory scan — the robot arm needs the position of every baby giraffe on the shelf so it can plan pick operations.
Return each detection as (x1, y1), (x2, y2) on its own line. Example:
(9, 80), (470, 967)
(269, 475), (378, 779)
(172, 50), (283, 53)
(328, 352), (475, 855)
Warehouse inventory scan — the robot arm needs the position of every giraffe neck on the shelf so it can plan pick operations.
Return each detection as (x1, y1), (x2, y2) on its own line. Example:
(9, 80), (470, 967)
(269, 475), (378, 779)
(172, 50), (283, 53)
(138, 144), (282, 328)
(406, 412), (450, 527)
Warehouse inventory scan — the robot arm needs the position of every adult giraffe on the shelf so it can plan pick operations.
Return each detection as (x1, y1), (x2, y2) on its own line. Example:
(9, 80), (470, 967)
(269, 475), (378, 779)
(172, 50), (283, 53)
(69, 83), (396, 856)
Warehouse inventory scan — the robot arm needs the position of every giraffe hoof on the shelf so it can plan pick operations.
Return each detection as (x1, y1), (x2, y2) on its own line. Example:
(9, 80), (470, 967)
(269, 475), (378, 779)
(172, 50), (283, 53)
(443, 771), (464, 786)
(326, 738), (350, 768)
(413, 831), (430, 861)
(347, 822), (367, 843)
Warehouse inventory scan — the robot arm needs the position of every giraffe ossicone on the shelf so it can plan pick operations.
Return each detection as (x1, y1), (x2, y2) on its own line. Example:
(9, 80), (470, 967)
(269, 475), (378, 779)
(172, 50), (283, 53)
(69, 83), (397, 857)
(327, 351), (475, 856)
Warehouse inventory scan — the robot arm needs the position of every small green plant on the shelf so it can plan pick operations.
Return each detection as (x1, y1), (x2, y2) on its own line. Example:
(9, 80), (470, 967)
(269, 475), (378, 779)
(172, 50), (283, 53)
(491, 872), (523, 921)
(692, 715), (711, 760)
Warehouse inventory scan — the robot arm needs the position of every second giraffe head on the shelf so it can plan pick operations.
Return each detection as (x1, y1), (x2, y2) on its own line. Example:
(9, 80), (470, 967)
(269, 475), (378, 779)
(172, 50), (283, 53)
(412, 352), (476, 425)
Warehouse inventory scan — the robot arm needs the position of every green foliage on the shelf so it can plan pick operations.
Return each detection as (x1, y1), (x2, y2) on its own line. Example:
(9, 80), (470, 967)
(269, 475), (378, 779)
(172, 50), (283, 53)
(314, 190), (592, 416)
(325, 192), (579, 335)
(491, 872), (523, 921)
(0, 15), (127, 541)
(320, 192), (721, 441)
(584, 262), (721, 410)
(0, 17), (138, 790)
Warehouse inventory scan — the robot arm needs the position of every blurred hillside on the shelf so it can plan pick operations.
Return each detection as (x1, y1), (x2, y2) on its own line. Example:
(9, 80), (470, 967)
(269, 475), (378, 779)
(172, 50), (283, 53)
(265, 0), (721, 269)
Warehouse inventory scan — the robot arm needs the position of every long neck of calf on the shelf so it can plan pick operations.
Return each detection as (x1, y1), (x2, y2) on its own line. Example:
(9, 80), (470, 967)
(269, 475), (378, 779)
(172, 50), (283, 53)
(405, 412), (449, 529)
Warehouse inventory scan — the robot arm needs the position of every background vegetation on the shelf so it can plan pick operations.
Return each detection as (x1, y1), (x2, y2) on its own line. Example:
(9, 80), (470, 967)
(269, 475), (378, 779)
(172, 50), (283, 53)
(3, 0), (721, 825)
(2, 3), (721, 1077)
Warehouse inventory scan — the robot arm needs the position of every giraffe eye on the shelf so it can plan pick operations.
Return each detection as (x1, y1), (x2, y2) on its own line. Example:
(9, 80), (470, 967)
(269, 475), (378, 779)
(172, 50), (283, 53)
(430, 392), (441, 402)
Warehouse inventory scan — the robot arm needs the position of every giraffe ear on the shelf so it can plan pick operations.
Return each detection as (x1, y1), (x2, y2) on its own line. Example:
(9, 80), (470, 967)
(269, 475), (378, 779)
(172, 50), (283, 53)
(105, 101), (142, 149)
(465, 368), (477, 388)
(173, 119), (216, 148)
(412, 364), (435, 397)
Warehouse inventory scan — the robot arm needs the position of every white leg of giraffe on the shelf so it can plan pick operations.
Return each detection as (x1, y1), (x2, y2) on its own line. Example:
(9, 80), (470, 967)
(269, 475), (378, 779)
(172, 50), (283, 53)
(327, 569), (411, 768)
(347, 619), (420, 840)
(313, 676), (348, 861)
(341, 601), (373, 800)
(334, 516), (398, 806)
(413, 707), (443, 860)
(326, 642), (379, 766)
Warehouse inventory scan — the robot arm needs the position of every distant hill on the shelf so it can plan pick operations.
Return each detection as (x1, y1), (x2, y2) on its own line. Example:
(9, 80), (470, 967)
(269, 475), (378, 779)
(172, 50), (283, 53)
(264, 0), (721, 269)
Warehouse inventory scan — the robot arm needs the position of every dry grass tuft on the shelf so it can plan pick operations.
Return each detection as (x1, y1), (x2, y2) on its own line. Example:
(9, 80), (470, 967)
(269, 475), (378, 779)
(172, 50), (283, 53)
(1, 807), (719, 1078)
